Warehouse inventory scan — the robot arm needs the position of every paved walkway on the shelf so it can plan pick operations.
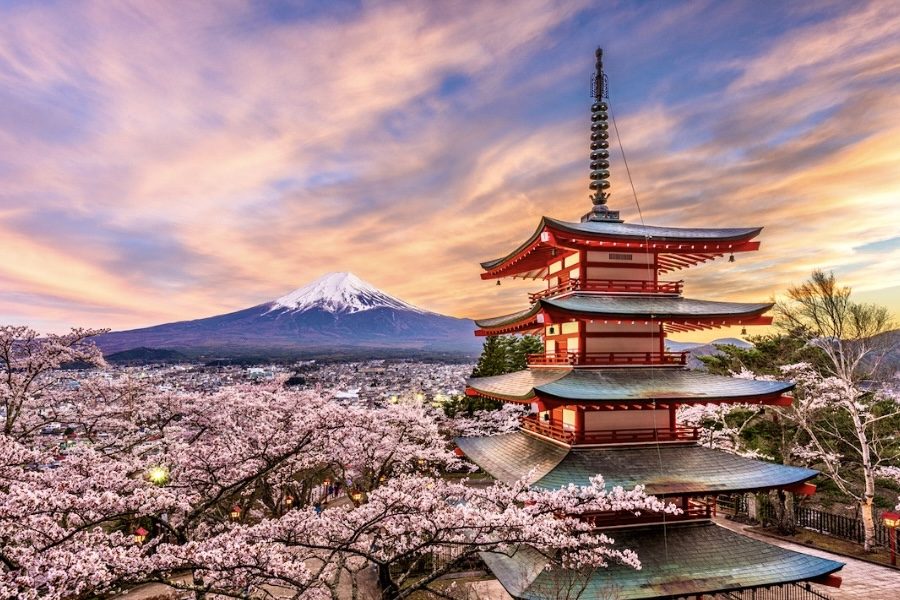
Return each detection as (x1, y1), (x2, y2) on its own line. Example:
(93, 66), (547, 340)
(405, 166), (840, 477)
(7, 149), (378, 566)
(714, 517), (900, 599)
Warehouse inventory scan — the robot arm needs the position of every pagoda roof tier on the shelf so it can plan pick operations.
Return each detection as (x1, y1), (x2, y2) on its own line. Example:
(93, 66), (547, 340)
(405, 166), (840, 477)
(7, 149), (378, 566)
(475, 295), (773, 335)
(456, 431), (817, 495)
(466, 368), (793, 404)
(481, 217), (762, 279)
(481, 522), (843, 600)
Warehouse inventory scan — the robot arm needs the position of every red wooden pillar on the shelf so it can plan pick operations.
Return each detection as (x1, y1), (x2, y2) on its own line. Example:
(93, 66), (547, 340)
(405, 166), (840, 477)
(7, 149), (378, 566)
(668, 403), (677, 433)
(574, 406), (585, 442)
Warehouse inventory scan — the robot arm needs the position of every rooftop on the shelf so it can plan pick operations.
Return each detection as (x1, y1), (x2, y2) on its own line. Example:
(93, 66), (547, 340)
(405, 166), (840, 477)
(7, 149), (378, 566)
(466, 368), (793, 403)
(456, 431), (817, 495)
(481, 216), (762, 273)
(475, 295), (772, 331)
(482, 522), (843, 600)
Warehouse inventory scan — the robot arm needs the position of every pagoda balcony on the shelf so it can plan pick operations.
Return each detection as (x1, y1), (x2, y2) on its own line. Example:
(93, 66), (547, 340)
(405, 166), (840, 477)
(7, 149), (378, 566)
(588, 498), (716, 528)
(527, 350), (688, 368)
(522, 415), (700, 445)
(528, 278), (683, 302)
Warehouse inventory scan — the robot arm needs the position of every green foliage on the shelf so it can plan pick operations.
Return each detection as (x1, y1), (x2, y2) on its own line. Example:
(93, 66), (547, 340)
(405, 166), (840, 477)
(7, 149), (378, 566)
(699, 334), (828, 376)
(507, 335), (543, 372)
(877, 478), (900, 492)
(441, 394), (502, 418)
(874, 495), (895, 509)
(471, 335), (542, 377)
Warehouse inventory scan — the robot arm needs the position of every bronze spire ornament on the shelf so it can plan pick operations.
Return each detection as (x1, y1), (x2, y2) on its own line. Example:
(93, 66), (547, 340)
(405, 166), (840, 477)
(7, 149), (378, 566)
(582, 47), (622, 223)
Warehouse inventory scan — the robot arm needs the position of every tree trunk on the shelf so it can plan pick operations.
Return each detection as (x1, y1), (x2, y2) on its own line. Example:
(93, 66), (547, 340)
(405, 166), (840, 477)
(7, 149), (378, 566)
(192, 572), (207, 600)
(860, 496), (876, 552)
(768, 489), (797, 535)
(746, 493), (758, 522)
(377, 563), (400, 600)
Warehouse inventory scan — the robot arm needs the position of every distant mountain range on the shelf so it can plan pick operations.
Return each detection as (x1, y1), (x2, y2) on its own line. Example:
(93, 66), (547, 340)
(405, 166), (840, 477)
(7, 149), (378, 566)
(665, 337), (753, 353)
(94, 272), (481, 359)
(665, 337), (754, 369)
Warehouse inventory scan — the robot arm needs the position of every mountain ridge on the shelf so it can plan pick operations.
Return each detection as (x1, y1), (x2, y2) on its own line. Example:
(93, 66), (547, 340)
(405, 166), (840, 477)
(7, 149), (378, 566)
(93, 272), (480, 358)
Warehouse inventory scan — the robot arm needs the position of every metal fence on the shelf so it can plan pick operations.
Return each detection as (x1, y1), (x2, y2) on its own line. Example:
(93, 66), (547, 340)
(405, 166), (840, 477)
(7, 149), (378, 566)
(759, 499), (892, 549)
(718, 493), (891, 549)
(710, 582), (834, 600)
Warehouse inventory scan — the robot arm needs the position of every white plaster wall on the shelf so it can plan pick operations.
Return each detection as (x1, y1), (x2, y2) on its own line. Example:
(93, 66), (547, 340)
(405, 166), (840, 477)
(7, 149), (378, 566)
(584, 409), (668, 430)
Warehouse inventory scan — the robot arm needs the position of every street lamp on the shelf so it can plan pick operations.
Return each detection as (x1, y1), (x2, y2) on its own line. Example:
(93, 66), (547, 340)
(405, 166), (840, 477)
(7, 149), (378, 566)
(230, 505), (242, 521)
(146, 465), (169, 486)
(883, 511), (900, 566)
(133, 526), (149, 544)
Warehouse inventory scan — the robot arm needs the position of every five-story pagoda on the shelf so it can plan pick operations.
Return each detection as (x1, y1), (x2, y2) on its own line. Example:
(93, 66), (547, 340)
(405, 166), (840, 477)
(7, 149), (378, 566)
(457, 49), (845, 600)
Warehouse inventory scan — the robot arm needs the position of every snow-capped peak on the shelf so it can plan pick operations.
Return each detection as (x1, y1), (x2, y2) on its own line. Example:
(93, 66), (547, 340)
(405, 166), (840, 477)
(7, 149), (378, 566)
(270, 272), (428, 314)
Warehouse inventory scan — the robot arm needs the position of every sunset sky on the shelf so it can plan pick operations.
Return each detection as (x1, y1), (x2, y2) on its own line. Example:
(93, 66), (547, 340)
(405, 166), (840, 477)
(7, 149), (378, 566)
(1, 0), (899, 341)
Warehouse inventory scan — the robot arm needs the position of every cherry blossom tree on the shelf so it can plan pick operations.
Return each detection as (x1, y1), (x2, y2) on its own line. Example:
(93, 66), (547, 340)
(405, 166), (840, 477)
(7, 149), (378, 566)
(444, 402), (527, 438)
(0, 326), (106, 438)
(676, 397), (769, 460)
(774, 271), (899, 551)
(1, 330), (675, 599)
(777, 363), (900, 550)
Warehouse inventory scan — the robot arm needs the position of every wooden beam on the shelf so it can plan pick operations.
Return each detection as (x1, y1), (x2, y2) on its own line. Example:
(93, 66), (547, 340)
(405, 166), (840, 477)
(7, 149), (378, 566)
(811, 574), (842, 589)
(783, 481), (817, 496)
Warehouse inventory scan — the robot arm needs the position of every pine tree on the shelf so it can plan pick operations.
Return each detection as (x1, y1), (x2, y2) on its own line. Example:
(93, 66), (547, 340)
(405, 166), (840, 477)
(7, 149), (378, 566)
(507, 335), (543, 371)
(471, 335), (509, 377)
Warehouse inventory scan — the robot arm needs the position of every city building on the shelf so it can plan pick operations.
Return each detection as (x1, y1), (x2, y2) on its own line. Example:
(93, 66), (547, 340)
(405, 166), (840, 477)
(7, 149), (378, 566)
(457, 49), (845, 600)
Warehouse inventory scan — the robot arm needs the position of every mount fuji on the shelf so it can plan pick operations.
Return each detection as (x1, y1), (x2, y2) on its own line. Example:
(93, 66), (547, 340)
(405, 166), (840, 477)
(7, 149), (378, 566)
(94, 272), (480, 358)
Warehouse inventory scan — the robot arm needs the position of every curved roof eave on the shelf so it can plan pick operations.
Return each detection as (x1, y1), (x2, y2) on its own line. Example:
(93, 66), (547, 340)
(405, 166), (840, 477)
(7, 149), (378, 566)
(475, 296), (774, 331)
(541, 295), (774, 319)
(474, 303), (542, 329)
(467, 368), (795, 403)
(480, 216), (763, 273)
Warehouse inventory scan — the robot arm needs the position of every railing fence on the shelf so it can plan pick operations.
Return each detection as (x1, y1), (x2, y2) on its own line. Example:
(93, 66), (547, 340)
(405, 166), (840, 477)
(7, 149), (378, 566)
(718, 493), (891, 549)
(709, 582), (834, 600)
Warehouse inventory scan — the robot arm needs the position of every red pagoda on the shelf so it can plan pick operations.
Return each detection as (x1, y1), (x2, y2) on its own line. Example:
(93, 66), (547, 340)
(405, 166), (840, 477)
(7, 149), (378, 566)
(457, 49), (844, 600)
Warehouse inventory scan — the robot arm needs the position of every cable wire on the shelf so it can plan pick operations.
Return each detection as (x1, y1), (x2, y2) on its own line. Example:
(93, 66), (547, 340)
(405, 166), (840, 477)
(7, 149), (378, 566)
(609, 99), (670, 562)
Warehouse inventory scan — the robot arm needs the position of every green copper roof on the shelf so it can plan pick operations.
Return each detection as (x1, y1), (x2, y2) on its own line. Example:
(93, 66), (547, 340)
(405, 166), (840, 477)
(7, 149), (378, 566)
(475, 295), (772, 329)
(467, 368), (793, 402)
(476, 304), (542, 329)
(481, 216), (762, 270)
(481, 522), (843, 600)
(456, 432), (818, 495)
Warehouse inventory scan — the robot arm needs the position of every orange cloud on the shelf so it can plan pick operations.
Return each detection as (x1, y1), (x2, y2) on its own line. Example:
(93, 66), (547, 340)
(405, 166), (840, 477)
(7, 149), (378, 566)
(0, 0), (897, 342)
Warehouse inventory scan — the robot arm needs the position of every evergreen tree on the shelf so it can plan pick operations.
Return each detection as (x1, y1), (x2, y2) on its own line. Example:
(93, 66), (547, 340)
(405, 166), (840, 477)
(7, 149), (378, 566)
(471, 335), (510, 377)
(699, 333), (827, 377)
(508, 335), (544, 371)
(472, 334), (544, 377)
(460, 335), (543, 418)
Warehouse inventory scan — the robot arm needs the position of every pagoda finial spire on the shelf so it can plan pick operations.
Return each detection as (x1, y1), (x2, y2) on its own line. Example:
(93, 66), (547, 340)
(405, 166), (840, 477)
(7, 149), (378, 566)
(582, 47), (622, 223)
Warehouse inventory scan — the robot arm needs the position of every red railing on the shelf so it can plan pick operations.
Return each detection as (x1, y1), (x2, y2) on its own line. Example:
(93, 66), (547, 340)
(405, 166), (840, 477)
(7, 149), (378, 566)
(521, 416), (700, 445)
(527, 351), (687, 367)
(529, 278), (683, 301)
(588, 498), (714, 527)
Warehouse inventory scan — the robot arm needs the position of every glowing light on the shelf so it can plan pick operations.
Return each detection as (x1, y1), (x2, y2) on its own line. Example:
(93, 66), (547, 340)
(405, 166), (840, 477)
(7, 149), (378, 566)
(133, 526), (149, 544)
(147, 466), (169, 486)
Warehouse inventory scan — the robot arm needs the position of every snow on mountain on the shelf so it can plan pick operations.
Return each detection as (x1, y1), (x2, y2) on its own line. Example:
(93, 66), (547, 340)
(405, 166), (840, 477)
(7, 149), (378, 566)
(93, 271), (478, 357)
(270, 272), (428, 315)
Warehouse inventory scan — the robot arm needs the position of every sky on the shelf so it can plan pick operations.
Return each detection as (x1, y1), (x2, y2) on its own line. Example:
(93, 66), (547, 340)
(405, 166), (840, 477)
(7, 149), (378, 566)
(1, 0), (899, 342)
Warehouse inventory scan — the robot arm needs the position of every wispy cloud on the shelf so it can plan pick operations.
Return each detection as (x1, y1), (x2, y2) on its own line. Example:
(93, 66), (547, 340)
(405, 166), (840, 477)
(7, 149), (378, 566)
(0, 0), (898, 337)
